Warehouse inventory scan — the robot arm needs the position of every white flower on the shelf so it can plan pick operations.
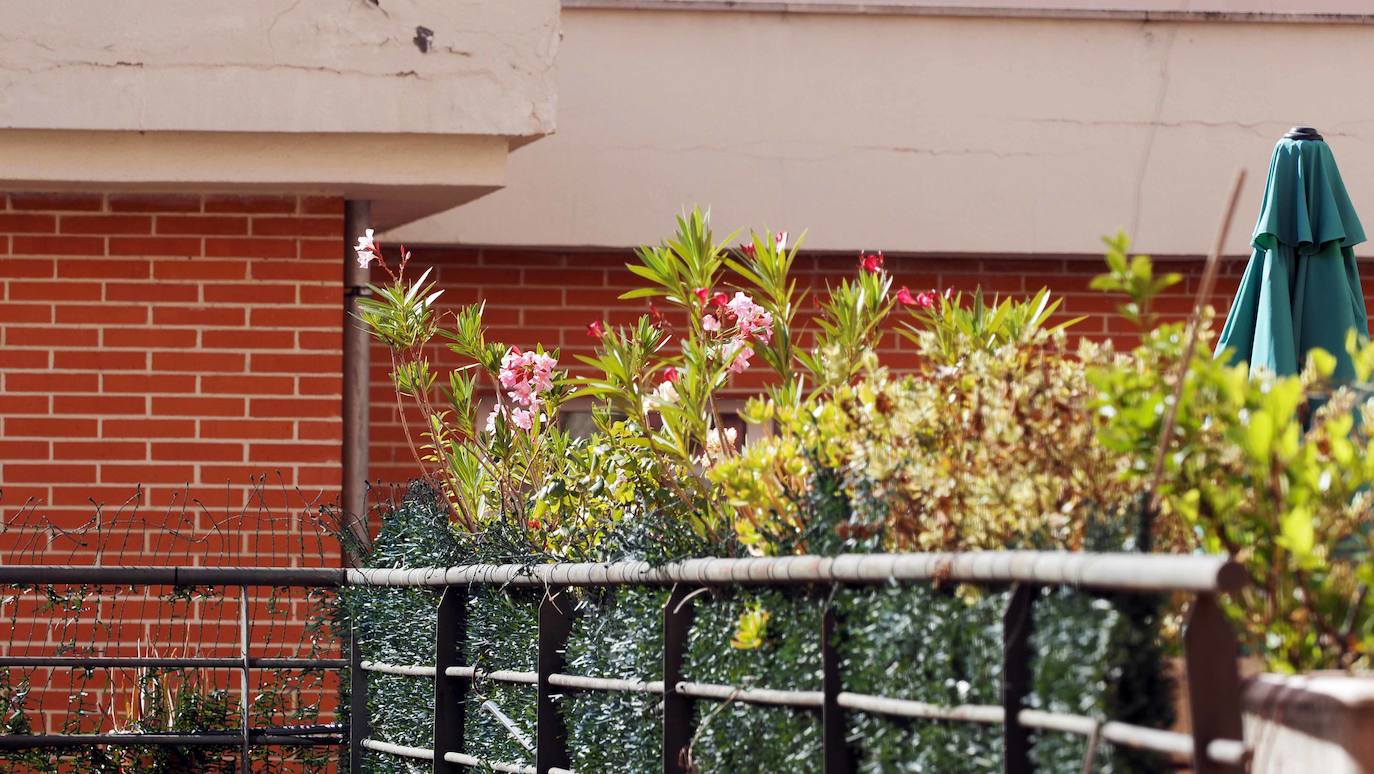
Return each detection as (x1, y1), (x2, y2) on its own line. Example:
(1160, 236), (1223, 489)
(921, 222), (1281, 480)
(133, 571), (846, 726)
(354, 228), (376, 269)
(653, 379), (680, 406)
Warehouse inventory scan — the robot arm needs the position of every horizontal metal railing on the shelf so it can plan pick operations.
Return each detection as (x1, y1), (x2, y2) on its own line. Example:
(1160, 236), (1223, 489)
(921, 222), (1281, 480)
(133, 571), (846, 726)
(347, 551), (1250, 774)
(0, 566), (349, 772)
(345, 551), (1245, 593)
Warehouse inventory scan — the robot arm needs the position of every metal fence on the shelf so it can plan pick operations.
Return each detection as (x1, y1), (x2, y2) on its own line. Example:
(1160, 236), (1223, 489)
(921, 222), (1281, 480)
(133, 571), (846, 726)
(345, 551), (1250, 774)
(0, 566), (349, 771)
(0, 552), (1250, 773)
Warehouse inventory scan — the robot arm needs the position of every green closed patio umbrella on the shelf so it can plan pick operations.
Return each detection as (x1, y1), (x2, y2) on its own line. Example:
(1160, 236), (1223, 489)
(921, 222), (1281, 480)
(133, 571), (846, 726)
(1215, 127), (1369, 382)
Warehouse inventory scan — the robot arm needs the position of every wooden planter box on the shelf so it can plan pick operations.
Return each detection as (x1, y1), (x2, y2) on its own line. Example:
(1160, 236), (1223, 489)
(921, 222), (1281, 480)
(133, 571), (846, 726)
(1244, 673), (1374, 772)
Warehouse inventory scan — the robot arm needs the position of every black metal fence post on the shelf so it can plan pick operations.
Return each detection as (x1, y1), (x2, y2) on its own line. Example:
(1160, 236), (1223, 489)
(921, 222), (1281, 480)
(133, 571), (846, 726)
(1183, 593), (1244, 774)
(537, 586), (573, 774)
(1002, 584), (1037, 774)
(434, 586), (468, 774)
(239, 584), (252, 774)
(663, 585), (697, 774)
(821, 600), (853, 774)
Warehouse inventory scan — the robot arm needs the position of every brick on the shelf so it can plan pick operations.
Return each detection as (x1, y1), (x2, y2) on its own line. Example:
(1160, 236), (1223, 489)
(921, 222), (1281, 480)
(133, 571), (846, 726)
(298, 240), (343, 260)
(104, 373), (196, 393)
(151, 352), (245, 373)
(54, 394), (143, 415)
(151, 442), (244, 462)
(250, 260), (336, 282)
(152, 306), (244, 326)
(249, 443), (338, 463)
(297, 420), (342, 441)
(202, 329), (294, 349)
(57, 258), (152, 280)
(204, 237), (296, 259)
(7, 280), (102, 301)
(9, 193), (104, 211)
(250, 217), (340, 238)
(152, 396), (245, 417)
(298, 285), (344, 305)
(0, 303), (51, 323)
(52, 350), (146, 371)
(297, 331), (339, 351)
(0, 350), (49, 369)
(249, 397), (340, 418)
(108, 194), (200, 213)
(102, 418), (196, 438)
(199, 419), (294, 440)
(105, 282), (199, 303)
(53, 441), (146, 461)
(11, 235), (105, 256)
(204, 194), (297, 214)
(152, 259), (246, 281)
(0, 257), (56, 279)
(5, 417), (98, 437)
(0, 214), (57, 233)
(155, 215), (248, 236)
(203, 283), (294, 304)
(249, 307), (336, 328)
(108, 236), (202, 257)
(103, 327), (198, 349)
(6, 326), (98, 347)
(297, 375), (340, 395)
(0, 440), (48, 460)
(3, 464), (96, 484)
(200, 374), (294, 394)
(55, 304), (148, 325)
(101, 464), (193, 484)
(59, 215), (152, 235)
(0, 394), (48, 413)
(251, 352), (340, 373)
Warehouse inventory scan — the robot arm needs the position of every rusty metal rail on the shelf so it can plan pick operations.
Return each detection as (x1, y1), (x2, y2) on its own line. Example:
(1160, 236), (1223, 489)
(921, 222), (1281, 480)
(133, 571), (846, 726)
(349, 551), (1250, 774)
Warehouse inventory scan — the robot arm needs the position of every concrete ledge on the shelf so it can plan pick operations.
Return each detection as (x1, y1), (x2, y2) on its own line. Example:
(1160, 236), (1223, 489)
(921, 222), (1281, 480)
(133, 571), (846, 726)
(1245, 672), (1374, 773)
(0, 129), (511, 229)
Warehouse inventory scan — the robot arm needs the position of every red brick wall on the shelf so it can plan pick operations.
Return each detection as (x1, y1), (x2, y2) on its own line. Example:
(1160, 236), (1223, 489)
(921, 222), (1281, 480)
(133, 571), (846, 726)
(0, 191), (345, 564)
(368, 246), (1271, 484)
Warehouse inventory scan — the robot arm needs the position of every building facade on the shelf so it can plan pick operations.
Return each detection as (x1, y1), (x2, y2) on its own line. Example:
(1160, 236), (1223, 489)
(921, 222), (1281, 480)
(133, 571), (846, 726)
(4, 0), (1374, 549)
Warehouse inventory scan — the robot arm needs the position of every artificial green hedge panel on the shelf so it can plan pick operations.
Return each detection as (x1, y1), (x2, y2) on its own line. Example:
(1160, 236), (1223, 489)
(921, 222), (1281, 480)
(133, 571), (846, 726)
(346, 484), (1172, 773)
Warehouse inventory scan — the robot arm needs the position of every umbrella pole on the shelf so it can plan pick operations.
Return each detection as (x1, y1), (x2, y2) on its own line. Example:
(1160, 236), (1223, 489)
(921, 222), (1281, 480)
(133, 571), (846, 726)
(1145, 168), (1248, 515)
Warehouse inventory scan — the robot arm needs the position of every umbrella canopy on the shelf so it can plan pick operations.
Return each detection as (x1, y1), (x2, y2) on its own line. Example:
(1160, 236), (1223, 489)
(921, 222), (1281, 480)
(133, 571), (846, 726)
(1215, 127), (1369, 382)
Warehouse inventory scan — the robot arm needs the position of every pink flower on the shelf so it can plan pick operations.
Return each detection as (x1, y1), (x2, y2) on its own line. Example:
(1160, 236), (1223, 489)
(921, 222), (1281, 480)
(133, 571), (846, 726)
(740, 242), (756, 258)
(702, 314), (720, 332)
(724, 340), (753, 374)
(496, 347), (558, 427)
(711, 291), (729, 309)
(587, 320), (605, 339)
(896, 286), (917, 307)
(662, 366), (680, 384)
(509, 407), (535, 431)
(726, 291), (774, 344)
(859, 251), (885, 274)
(775, 231), (788, 252)
(693, 287), (710, 306)
(914, 290), (940, 309)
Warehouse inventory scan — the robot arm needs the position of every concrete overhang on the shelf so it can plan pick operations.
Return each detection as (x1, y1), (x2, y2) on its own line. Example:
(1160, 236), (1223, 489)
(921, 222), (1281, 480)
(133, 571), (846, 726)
(0, 0), (560, 228)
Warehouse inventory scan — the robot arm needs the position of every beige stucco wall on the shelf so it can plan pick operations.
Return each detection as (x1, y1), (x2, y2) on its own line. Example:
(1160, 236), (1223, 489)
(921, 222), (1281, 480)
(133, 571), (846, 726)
(0, 0), (557, 138)
(391, 7), (1374, 256)
(0, 1), (559, 226)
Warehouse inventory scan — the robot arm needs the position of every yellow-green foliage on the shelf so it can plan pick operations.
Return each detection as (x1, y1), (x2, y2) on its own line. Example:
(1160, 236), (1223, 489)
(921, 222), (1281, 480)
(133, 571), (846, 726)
(1093, 323), (1374, 671)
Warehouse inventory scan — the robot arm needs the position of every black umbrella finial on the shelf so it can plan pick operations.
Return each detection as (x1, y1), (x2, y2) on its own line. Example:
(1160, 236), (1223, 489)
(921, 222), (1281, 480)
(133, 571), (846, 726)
(1284, 126), (1324, 141)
